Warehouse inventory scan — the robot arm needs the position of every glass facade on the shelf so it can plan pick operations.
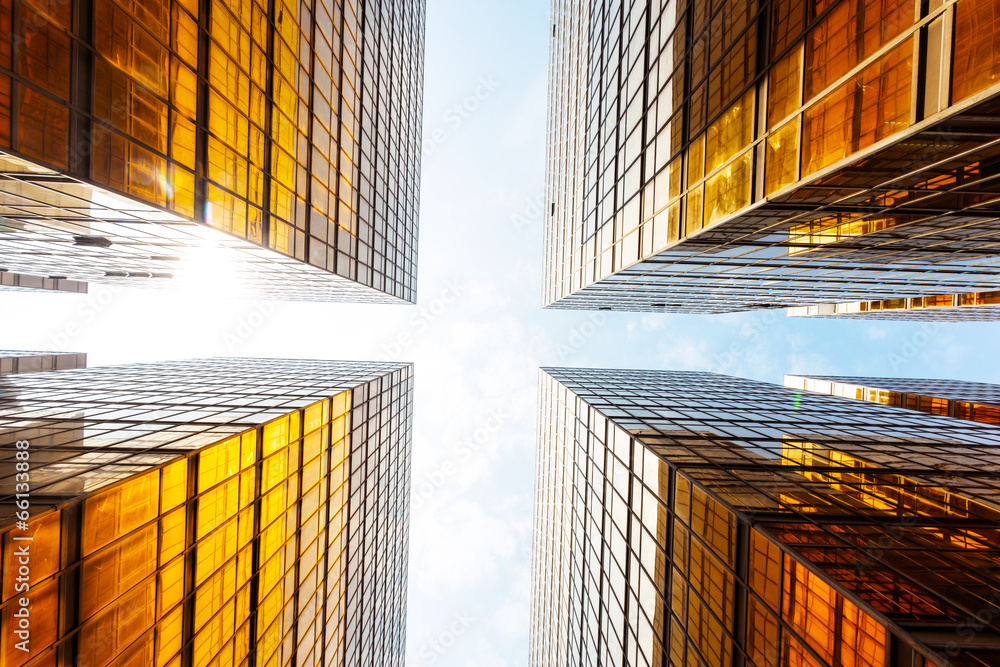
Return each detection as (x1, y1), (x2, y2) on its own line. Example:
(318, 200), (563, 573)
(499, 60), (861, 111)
(0, 357), (412, 666)
(544, 0), (1000, 313)
(787, 291), (1000, 321)
(0, 273), (87, 295)
(0, 0), (423, 303)
(0, 351), (86, 375)
(532, 367), (1000, 667)
(786, 374), (1000, 425)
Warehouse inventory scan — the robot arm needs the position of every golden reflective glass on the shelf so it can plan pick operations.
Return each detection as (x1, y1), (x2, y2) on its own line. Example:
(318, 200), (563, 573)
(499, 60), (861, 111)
(0, 388), (354, 667)
(952, 0), (1000, 103)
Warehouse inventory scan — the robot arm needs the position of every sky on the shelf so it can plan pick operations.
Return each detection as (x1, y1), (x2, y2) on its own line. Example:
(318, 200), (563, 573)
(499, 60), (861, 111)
(3, 0), (1000, 665)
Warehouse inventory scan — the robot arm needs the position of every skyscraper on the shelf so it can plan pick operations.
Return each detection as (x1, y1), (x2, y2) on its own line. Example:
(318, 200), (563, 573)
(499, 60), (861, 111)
(532, 366), (1000, 667)
(0, 350), (86, 374)
(787, 290), (1000, 321)
(544, 0), (1000, 313)
(785, 373), (1000, 424)
(0, 357), (412, 666)
(0, 0), (424, 302)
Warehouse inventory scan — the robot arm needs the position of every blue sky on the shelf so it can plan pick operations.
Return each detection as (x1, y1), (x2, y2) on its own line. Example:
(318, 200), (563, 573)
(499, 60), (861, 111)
(3, 0), (1000, 664)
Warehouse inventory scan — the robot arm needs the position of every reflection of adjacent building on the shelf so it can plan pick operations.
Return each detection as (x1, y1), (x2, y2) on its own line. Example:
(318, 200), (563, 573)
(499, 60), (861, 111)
(0, 350), (87, 375)
(0, 0), (423, 303)
(0, 351), (90, 513)
(532, 367), (1000, 667)
(544, 0), (1000, 313)
(0, 272), (87, 295)
(788, 291), (1000, 321)
(0, 358), (412, 666)
(785, 374), (1000, 425)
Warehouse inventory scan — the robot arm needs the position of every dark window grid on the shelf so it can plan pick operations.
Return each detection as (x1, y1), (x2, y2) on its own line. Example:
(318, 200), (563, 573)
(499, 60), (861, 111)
(544, 370), (1000, 640)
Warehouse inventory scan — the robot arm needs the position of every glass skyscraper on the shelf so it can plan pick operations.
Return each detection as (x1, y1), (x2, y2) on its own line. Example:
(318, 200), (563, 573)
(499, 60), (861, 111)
(544, 0), (1000, 313)
(785, 373), (1000, 424)
(0, 357), (412, 666)
(787, 290), (1000, 321)
(0, 0), (423, 302)
(532, 366), (1000, 667)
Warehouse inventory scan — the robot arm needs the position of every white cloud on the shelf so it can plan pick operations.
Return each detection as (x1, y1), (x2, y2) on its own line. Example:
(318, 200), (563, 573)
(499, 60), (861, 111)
(867, 324), (890, 340)
(412, 499), (517, 596)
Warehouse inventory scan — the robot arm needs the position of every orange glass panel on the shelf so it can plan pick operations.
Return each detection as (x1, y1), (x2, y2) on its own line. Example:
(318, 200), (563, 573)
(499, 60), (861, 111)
(687, 539), (735, 667)
(688, 134), (704, 185)
(158, 557), (185, 619)
(685, 186), (704, 235)
(0, 0), (11, 69)
(788, 213), (909, 251)
(952, 0), (1000, 103)
(768, 48), (800, 130)
(805, 0), (854, 101)
(747, 530), (782, 666)
(205, 183), (249, 237)
(802, 39), (912, 177)
(111, 635), (155, 667)
(840, 597), (889, 666)
(94, 0), (168, 97)
(783, 558), (838, 664)
(171, 61), (198, 121)
(705, 90), (755, 174)
(765, 117), (799, 195)
(783, 553), (887, 667)
(2, 511), (60, 602)
(161, 459), (188, 511)
(856, 40), (912, 150)
(19, 0), (71, 26)
(956, 402), (1000, 425)
(705, 149), (752, 227)
(78, 579), (156, 667)
(917, 395), (950, 416)
(0, 74), (10, 147)
(17, 7), (70, 99)
(749, 529), (782, 610)
(805, 0), (913, 102)
(707, 28), (756, 122)
(125, 141), (168, 204)
(79, 522), (157, 620)
(17, 88), (69, 168)
(2, 577), (58, 666)
(172, 5), (199, 65)
(746, 598), (780, 667)
(92, 131), (129, 190)
(801, 77), (852, 174)
(771, 0), (804, 56)
(82, 470), (159, 556)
